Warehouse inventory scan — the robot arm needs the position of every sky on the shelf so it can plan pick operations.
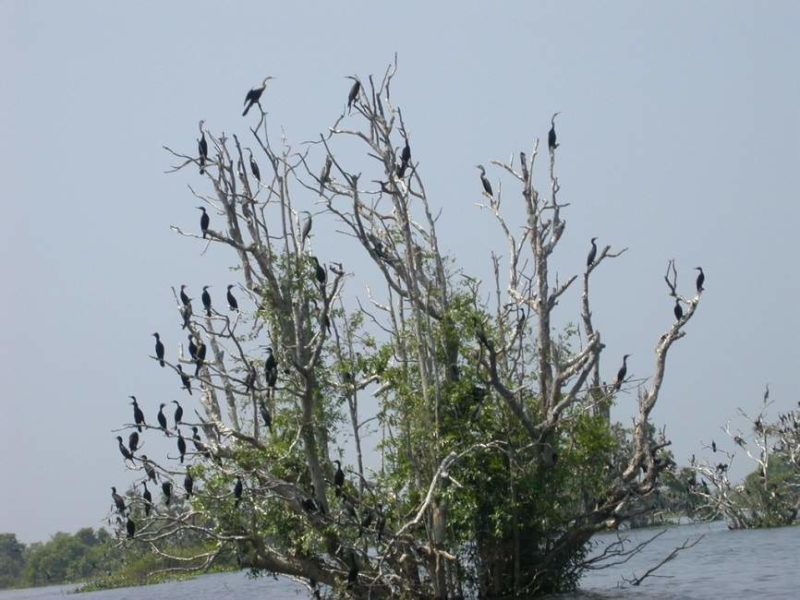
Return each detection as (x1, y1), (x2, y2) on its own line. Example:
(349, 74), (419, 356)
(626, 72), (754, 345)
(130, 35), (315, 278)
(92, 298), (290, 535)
(1, 0), (798, 543)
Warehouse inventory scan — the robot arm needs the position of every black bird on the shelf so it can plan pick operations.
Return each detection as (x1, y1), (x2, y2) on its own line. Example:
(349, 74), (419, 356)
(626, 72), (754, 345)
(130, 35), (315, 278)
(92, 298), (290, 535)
(177, 365), (192, 395)
(334, 460), (345, 498)
(248, 149), (260, 183)
(198, 207), (210, 239)
(116, 436), (133, 461)
(548, 112), (560, 152)
(201, 286), (212, 316)
(126, 517), (135, 539)
(181, 305), (191, 330)
(162, 481), (172, 506)
(587, 237), (598, 268)
(695, 267), (705, 293)
(184, 469), (194, 497)
(674, 299), (683, 321)
(476, 165), (493, 196)
(613, 354), (630, 392)
(319, 155), (332, 193)
(191, 426), (210, 460)
(157, 403), (168, 431)
(130, 396), (145, 432)
(195, 340), (207, 377)
(153, 332), (165, 367)
(233, 477), (243, 507)
(226, 285), (239, 312)
(244, 364), (256, 393)
(711, 440), (717, 453)
(128, 431), (139, 454)
(172, 400), (183, 427)
(179, 285), (192, 309)
(396, 160), (408, 179)
(259, 401), (272, 433)
(142, 482), (152, 516)
(187, 335), (198, 360)
(198, 121), (208, 175)
(111, 486), (126, 513)
(265, 364), (278, 396)
(400, 141), (411, 165)
(141, 455), (157, 483)
(177, 430), (186, 463)
(310, 256), (326, 287)
(346, 78), (360, 113)
(264, 347), (277, 397)
(301, 211), (312, 247)
(242, 76), (273, 117)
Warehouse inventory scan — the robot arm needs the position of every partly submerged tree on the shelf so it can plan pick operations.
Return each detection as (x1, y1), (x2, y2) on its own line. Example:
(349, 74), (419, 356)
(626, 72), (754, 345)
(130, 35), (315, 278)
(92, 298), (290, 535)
(110, 62), (705, 598)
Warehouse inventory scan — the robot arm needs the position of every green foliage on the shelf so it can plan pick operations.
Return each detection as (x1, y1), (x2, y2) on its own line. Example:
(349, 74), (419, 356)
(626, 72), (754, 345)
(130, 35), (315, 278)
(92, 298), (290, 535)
(0, 534), (25, 589)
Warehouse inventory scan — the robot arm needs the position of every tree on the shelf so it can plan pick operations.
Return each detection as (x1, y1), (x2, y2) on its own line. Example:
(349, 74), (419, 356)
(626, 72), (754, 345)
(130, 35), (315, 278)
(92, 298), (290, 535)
(111, 61), (705, 598)
(0, 534), (26, 589)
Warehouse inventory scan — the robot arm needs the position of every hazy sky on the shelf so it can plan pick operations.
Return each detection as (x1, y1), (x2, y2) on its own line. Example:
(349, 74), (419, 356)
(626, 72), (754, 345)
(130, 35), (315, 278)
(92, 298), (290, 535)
(1, 1), (798, 542)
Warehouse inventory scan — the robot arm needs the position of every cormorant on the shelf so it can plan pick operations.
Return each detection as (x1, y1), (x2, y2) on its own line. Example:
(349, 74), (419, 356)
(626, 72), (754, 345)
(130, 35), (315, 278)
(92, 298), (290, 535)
(242, 76), (273, 117)
(111, 486), (126, 513)
(180, 284), (192, 308)
(187, 335), (198, 360)
(548, 112), (560, 152)
(346, 78), (360, 114)
(153, 332), (165, 367)
(226, 285), (239, 312)
(184, 469), (194, 497)
(142, 481), (152, 516)
(248, 149), (260, 183)
(301, 211), (312, 247)
(259, 401), (272, 432)
(191, 426), (210, 460)
(244, 364), (256, 393)
(128, 431), (139, 454)
(233, 477), (243, 507)
(712, 440), (717, 453)
(264, 347), (277, 397)
(201, 286), (212, 316)
(674, 299), (683, 321)
(695, 267), (705, 293)
(141, 455), (157, 483)
(177, 429), (186, 463)
(181, 305), (191, 330)
(396, 160), (408, 179)
(476, 165), (493, 196)
(172, 400), (183, 427)
(130, 396), (146, 432)
(177, 364), (192, 395)
(587, 237), (598, 268)
(334, 460), (345, 497)
(117, 436), (133, 461)
(162, 481), (172, 506)
(198, 121), (208, 175)
(126, 517), (135, 539)
(319, 155), (332, 193)
(157, 404), (168, 431)
(310, 256), (326, 286)
(198, 207), (209, 238)
(195, 340), (206, 377)
(613, 354), (630, 392)
(400, 141), (411, 166)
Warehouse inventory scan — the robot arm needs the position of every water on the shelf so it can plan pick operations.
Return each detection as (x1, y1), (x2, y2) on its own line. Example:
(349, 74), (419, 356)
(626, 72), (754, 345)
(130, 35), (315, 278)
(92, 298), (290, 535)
(1, 522), (797, 599)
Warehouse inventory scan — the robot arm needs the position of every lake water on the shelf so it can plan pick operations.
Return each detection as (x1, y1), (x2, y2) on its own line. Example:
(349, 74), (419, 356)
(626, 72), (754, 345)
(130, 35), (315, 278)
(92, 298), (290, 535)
(2, 522), (797, 599)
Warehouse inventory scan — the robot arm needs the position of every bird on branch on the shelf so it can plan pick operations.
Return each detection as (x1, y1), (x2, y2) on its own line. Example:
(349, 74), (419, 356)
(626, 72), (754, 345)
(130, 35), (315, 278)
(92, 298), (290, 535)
(334, 460), (345, 497)
(111, 486), (126, 514)
(201, 286), (212, 317)
(587, 237), (598, 267)
(248, 149), (260, 183)
(548, 112), (560, 152)
(695, 267), (705, 293)
(197, 120), (208, 175)
(177, 364), (192, 395)
(172, 400), (183, 427)
(346, 77), (361, 114)
(157, 403), (168, 431)
(674, 299), (683, 321)
(226, 284), (239, 312)
(613, 354), (630, 392)
(197, 207), (209, 238)
(130, 396), (146, 432)
(153, 332), (165, 367)
(242, 76), (274, 117)
(476, 165), (493, 197)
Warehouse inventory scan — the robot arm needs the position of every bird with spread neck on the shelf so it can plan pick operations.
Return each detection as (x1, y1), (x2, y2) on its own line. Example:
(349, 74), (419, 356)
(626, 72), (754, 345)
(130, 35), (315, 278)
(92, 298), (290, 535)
(548, 112), (560, 152)
(476, 165), (493, 197)
(242, 76), (274, 117)
(157, 403), (168, 431)
(153, 333), (165, 367)
(587, 237), (598, 268)
(226, 285), (239, 312)
(613, 354), (630, 392)
(197, 120), (208, 175)
(116, 436), (133, 462)
(172, 400), (183, 428)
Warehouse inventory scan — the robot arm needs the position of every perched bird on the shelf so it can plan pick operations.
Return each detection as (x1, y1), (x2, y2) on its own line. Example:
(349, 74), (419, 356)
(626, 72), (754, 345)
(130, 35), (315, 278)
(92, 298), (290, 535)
(695, 267), (705, 293)
(476, 165), (493, 196)
(126, 517), (135, 539)
(130, 396), (146, 432)
(141, 455), (157, 483)
(346, 77), (361, 113)
(177, 365), (192, 395)
(153, 332), (165, 367)
(172, 400), (183, 427)
(264, 347), (277, 383)
(111, 486), (126, 513)
(198, 121), (208, 175)
(184, 469), (194, 497)
(117, 436), (133, 461)
(674, 299), (683, 321)
(177, 430), (186, 463)
(201, 286), (212, 316)
(191, 426), (210, 460)
(301, 211), (313, 247)
(226, 285), (239, 312)
(587, 237), (598, 268)
(187, 335), (198, 360)
(162, 481), (172, 506)
(259, 401), (272, 433)
(195, 340), (207, 377)
(248, 149), (260, 183)
(334, 460), (345, 498)
(319, 155), (332, 193)
(244, 364), (257, 393)
(242, 76), (273, 117)
(179, 285), (192, 309)
(548, 112), (560, 152)
(128, 431), (139, 454)
(734, 435), (746, 447)
(142, 482), (152, 516)
(198, 207), (210, 238)
(613, 354), (630, 392)
(157, 403), (168, 431)
(310, 256), (326, 286)
(711, 440), (717, 453)
(400, 141), (411, 166)
(234, 477), (243, 507)
(181, 305), (191, 330)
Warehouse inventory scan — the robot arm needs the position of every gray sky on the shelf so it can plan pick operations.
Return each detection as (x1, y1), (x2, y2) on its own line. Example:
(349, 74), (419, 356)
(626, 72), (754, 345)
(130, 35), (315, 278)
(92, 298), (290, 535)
(1, 0), (798, 543)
